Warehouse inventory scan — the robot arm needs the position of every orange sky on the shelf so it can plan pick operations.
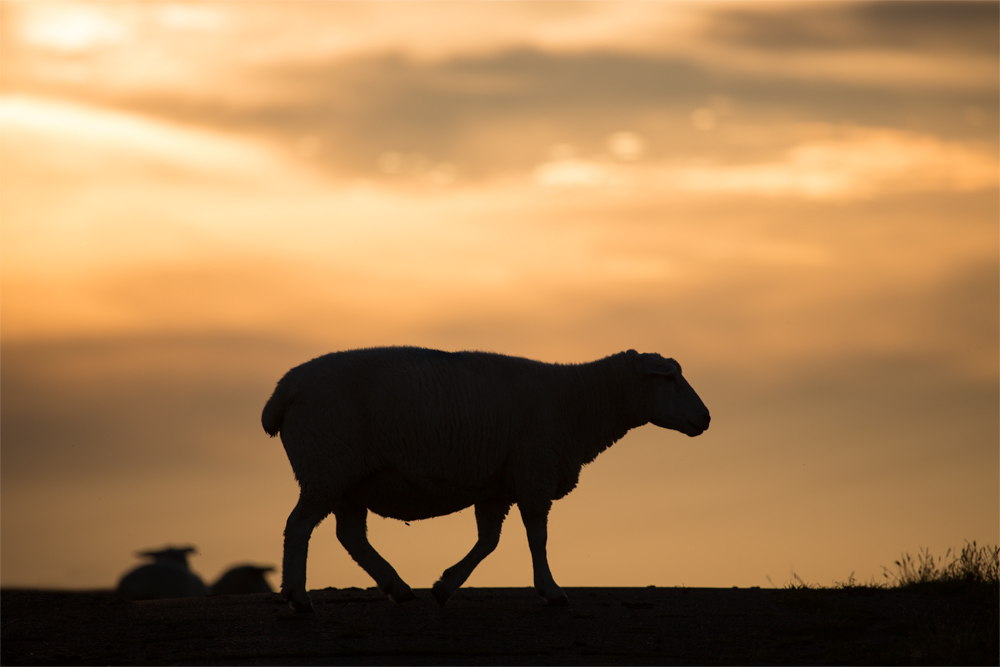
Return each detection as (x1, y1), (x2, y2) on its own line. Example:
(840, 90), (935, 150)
(2, 1), (997, 593)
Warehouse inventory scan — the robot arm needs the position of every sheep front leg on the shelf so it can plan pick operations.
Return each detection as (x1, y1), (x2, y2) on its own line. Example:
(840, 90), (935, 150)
(432, 498), (512, 606)
(335, 502), (416, 603)
(282, 497), (327, 613)
(518, 501), (568, 606)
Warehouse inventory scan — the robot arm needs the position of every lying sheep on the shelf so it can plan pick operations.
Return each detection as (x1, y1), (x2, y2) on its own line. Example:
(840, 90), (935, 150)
(263, 346), (710, 612)
(116, 545), (208, 600)
(210, 564), (275, 595)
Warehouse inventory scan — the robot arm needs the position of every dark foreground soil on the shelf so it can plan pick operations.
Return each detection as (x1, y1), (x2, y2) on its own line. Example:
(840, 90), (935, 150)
(2, 585), (995, 665)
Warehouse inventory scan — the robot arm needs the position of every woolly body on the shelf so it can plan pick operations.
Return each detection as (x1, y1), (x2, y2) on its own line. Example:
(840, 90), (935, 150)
(211, 565), (275, 596)
(264, 346), (710, 611)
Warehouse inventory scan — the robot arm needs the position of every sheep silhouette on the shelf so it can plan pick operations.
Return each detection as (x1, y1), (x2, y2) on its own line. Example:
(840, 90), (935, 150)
(116, 545), (208, 600)
(210, 565), (275, 595)
(263, 346), (711, 611)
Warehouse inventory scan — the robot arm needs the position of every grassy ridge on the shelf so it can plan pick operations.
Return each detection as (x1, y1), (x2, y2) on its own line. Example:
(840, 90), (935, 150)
(877, 542), (998, 666)
(790, 542), (999, 666)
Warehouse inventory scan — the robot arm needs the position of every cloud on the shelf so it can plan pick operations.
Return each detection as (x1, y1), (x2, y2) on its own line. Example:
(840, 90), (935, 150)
(694, 2), (999, 89)
(0, 95), (291, 180)
(116, 48), (1000, 185)
(3, 94), (996, 349)
(4, 1), (996, 189)
(6, 1), (995, 98)
(706, 2), (998, 55)
(652, 126), (999, 199)
(529, 124), (998, 199)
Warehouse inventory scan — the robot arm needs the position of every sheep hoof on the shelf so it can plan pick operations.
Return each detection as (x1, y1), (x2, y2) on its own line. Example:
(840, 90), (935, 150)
(282, 588), (314, 613)
(431, 581), (451, 607)
(384, 583), (417, 604)
(289, 599), (315, 613)
(393, 589), (417, 604)
(535, 584), (568, 606)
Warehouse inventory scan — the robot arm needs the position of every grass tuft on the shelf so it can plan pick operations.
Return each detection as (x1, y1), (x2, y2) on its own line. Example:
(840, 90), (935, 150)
(785, 542), (998, 665)
(885, 542), (998, 666)
(883, 541), (998, 588)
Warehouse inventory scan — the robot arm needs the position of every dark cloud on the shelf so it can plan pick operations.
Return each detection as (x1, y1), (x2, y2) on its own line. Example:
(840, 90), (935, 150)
(100, 47), (995, 183)
(707, 1), (999, 55)
(110, 51), (720, 179)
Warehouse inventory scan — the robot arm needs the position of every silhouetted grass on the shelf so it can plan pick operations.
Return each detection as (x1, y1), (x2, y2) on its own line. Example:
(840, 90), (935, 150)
(789, 542), (999, 665)
(883, 541), (999, 589)
(883, 542), (998, 666)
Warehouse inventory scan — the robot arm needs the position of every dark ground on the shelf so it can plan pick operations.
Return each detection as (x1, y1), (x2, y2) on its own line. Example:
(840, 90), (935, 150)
(2, 585), (995, 665)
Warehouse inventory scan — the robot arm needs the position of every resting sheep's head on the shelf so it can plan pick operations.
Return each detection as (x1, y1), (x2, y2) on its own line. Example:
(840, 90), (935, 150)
(634, 352), (711, 437)
(137, 545), (198, 569)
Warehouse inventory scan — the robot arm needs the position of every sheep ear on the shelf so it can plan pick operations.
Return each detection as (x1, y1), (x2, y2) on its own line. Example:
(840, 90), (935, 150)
(636, 354), (678, 377)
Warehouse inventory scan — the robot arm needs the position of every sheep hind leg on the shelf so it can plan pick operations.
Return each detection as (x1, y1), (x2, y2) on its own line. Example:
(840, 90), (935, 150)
(335, 501), (416, 603)
(432, 498), (512, 606)
(519, 501), (568, 606)
(282, 497), (328, 613)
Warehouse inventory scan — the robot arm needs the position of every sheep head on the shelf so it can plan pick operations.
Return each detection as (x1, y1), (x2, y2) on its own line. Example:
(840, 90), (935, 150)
(634, 352), (710, 437)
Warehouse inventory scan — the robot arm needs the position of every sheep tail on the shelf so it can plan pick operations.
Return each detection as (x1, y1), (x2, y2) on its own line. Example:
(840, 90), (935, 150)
(261, 380), (291, 437)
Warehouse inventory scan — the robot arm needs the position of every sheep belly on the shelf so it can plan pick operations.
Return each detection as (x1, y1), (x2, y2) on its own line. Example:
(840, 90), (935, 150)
(346, 467), (501, 521)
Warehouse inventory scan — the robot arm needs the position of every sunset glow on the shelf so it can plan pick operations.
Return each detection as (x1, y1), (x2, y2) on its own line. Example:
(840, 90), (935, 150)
(2, 1), (997, 594)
